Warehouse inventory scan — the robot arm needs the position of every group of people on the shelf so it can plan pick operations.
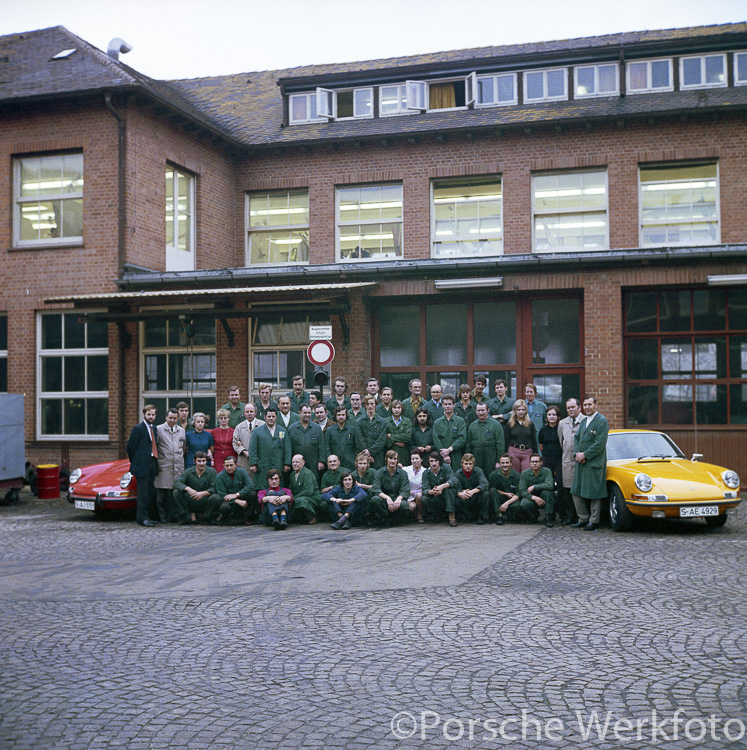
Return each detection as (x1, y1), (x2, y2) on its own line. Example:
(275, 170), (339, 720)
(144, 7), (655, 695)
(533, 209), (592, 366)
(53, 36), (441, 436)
(126, 376), (609, 532)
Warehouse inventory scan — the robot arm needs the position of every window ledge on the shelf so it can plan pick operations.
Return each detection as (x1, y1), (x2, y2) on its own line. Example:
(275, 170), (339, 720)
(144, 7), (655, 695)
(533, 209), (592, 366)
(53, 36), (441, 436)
(10, 242), (84, 252)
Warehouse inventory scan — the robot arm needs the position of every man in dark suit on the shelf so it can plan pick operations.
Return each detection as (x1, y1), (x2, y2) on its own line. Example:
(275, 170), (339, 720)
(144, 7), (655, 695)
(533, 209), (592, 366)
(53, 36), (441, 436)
(127, 404), (160, 527)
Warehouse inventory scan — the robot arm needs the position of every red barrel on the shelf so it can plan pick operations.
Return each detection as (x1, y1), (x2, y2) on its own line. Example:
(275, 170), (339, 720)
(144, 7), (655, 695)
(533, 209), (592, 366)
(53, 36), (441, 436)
(37, 464), (60, 499)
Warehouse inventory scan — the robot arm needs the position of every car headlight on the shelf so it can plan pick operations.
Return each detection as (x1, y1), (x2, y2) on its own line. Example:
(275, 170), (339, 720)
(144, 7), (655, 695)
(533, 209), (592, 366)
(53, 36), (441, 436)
(69, 468), (82, 484)
(634, 473), (653, 492)
(722, 470), (740, 490)
(120, 472), (133, 489)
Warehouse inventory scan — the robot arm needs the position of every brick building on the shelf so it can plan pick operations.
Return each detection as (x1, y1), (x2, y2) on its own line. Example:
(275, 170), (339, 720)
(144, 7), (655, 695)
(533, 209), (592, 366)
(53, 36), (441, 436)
(1, 23), (746, 475)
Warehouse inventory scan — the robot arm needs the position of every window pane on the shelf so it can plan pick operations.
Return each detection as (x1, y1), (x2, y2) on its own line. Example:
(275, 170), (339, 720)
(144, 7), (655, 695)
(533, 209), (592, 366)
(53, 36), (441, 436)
(144, 318), (167, 348)
(87, 319), (108, 348)
(682, 57), (701, 86)
(627, 338), (658, 379)
(546, 69), (565, 98)
(705, 55), (724, 85)
(64, 398), (86, 435)
(729, 289), (747, 330)
(695, 384), (726, 425)
(430, 372), (468, 396)
(497, 75), (514, 102)
(354, 88), (372, 117)
(253, 352), (277, 389)
(532, 299), (580, 364)
(42, 314), (62, 349)
(380, 372), (420, 402)
(64, 313), (85, 349)
(626, 292), (657, 332)
(426, 304), (467, 366)
(628, 385), (659, 425)
(598, 64), (617, 93)
(379, 306), (419, 367)
(661, 340), (692, 379)
(87, 355), (108, 391)
(693, 289), (725, 331)
(525, 72), (543, 100)
(144, 354), (167, 391)
(729, 337), (747, 378)
(64, 356), (85, 391)
(531, 374), (580, 408)
(41, 399), (62, 435)
(659, 291), (691, 331)
(0, 359), (7, 392)
(651, 60), (670, 88)
(693, 338), (725, 379)
(576, 67), (595, 96)
(729, 384), (747, 424)
(661, 385), (693, 423)
(473, 301), (516, 364)
(87, 398), (109, 435)
(42, 357), (62, 391)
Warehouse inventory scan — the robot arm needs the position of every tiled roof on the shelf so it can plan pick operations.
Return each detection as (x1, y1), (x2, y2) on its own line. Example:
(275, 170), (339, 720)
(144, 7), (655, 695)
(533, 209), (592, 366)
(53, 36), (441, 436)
(2, 23), (746, 149)
(0, 26), (242, 145)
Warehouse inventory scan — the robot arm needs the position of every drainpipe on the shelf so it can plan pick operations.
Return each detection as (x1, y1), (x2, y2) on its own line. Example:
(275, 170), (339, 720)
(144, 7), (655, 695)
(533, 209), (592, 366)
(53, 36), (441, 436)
(104, 93), (127, 454)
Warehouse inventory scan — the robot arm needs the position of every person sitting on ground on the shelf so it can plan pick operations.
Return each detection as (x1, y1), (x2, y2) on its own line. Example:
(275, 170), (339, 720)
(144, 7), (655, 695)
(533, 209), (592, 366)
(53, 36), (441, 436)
(324, 470), (367, 530)
(213, 455), (258, 525)
(368, 450), (411, 527)
(172, 452), (220, 525)
(258, 469), (293, 530)
(517, 453), (556, 527)
(421, 451), (457, 527)
(289, 454), (324, 524)
(450, 453), (491, 524)
(489, 453), (521, 526)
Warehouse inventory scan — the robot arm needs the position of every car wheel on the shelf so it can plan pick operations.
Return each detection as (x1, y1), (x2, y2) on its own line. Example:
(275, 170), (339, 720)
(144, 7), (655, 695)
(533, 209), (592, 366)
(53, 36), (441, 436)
(705, 514), (728, 528)
(608, 484), (632, 532)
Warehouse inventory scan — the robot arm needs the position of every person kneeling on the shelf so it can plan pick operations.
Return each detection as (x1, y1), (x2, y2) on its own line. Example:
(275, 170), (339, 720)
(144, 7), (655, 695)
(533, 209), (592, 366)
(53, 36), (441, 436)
(513, 453), (556, 526)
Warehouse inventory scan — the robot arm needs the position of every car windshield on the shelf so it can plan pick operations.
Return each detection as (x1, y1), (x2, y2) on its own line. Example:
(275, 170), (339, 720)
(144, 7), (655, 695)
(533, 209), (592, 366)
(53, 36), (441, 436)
(607, 432), (684, 461)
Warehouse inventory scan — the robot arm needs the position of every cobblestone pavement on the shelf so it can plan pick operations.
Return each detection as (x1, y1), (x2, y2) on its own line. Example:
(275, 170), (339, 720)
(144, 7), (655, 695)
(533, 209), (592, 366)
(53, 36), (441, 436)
(1, 491), (745, 749)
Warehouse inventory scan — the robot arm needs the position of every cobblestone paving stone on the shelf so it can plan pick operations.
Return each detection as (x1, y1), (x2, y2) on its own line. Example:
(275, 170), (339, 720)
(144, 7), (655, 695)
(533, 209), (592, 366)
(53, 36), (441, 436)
(0, 493), (745, 749)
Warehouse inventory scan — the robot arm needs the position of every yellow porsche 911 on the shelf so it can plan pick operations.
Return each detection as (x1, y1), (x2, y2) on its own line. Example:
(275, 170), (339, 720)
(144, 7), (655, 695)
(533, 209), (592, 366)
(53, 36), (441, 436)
(606, 430), (741, 531)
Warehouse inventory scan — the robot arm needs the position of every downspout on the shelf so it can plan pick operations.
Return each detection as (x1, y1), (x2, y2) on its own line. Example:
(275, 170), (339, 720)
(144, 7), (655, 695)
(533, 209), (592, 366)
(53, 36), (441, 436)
(104, 93), (128, 454)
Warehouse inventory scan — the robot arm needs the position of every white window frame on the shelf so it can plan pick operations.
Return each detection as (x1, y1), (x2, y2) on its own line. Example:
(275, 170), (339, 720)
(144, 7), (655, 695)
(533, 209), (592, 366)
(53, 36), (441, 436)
(431, 177), (504, 259)
(165, 165), (196, 272)
(379, 84), (410, 116)
(406, 80), (427, 112)
(573, 63), (620, 98)
(288, 92), (325, 124)
(0, 315), (7, 393)
(140, 313), (217, 422)
(626, 58), (673, 94)
(638, 162), (720, 248)
(475, 72), (518, 107)
(735, 51), (747, 86)
(37, 311), (109, 441)
(523, 67), (568, 103)
(531, 170), (609, 253)
(679, 54), (727, 90)
(245, 189), (310, 266)
(14, 152), (83, 248)
(336, 183), (404, 262)
(315, 87), (374, 120)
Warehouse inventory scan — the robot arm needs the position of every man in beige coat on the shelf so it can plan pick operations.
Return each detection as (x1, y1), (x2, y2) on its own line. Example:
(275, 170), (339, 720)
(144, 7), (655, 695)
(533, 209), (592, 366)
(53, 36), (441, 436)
(232, 403), (265, 472)
(557, 397), (582, 525)
(154, 408), (186, 522)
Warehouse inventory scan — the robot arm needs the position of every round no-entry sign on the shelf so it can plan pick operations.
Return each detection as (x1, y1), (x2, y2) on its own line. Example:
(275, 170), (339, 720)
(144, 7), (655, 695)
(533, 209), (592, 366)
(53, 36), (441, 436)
(307, 340), (335, 366)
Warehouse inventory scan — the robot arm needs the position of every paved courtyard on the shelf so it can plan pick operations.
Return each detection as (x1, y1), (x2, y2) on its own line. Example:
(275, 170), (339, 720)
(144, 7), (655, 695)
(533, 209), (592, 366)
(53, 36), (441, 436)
(0, 491), (745, 749)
